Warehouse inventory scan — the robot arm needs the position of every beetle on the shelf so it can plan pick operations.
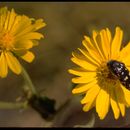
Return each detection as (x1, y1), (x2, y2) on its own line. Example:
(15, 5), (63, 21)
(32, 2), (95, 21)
(107, 60), (130, 90)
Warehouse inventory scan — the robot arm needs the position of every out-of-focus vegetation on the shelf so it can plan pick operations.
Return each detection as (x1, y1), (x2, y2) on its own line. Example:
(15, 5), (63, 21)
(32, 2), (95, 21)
(0, 2), (130, 127)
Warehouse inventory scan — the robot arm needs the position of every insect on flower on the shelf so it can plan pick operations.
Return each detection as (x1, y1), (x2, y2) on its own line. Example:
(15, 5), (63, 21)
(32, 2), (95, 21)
(107, 60), (130, 90)
(69, 26), (130, 120)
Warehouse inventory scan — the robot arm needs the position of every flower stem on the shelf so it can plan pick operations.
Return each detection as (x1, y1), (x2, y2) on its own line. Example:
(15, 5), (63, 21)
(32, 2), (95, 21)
(21, 66), (37, 96)
(0, 101), (27, 109)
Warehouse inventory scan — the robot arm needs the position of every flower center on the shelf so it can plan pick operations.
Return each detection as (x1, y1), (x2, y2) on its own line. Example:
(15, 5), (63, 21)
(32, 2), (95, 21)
(0, 32), (14, 51)
(97, 61), (118, 83)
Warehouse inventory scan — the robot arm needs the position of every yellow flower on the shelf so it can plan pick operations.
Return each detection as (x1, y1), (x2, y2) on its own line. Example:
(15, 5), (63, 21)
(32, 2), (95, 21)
(0, 7), (46, 77)
(68, 26), (130, 120)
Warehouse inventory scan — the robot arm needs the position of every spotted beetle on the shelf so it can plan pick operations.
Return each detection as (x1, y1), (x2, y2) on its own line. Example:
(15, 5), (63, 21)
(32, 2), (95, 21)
(107, 60), (130, 90)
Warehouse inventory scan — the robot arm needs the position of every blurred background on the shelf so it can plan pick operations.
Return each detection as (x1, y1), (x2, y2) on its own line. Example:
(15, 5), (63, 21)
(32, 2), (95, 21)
(0, 2), (130, 127)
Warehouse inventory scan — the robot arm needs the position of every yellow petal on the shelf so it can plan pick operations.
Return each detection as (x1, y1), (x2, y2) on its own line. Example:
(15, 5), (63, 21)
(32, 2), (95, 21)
(11, 15), (31, 36)
(32, 40), (39, 46)
(13, 48), (27, 56)
(81, 84), (100, 104)
(68, 69), (96, 77)
(71, 53), (97, 71)
(83, 100), (95, 112)
(82, 39), (102, 65)
(14, 40), (33, 50)
(106, 28), (112, 45)
(110, 86), (120, 119)
(0, 7), (8, 31)
(78, 48), (100, 67)
(0, 52), (8, 78)
(114, 84), (125, 117)
(21, 51), (35, 63)
(13, 16), (45, 37)
(96, 85), (110, 120)
(16, 32), (43, 40)
(9, 15), (22, 35)
(5, 52), (21, 74)
(0, 7), (8, 14)
(3, 10), (10, 30)
(92, 31), (105, 60)
(33, 19), (46, 31)
(119, 42), (130, 65)
(84, 35), (95, 49)
(72, 74), (96, 84)
(72, 79), (97, 94)
(7, 8), (16, 31)
(121, 85), (130, 107)
(111, 27), (123, 59)
(99, 29), (111, 60)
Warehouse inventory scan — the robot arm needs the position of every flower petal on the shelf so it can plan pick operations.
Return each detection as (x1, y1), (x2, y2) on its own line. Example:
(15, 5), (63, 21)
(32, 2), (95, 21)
(3, 9), (10, 30)
(11, 15), (31, 36)
(5, 52), (21, 74)
(72, 79), (97, 94)
(83, 100), (95, 112)
(78, 48), (100, 67)
(9, 15), (22, 35)
(99, 29), (111, 60)
(96, 85), (110, 120)
(92, 31), (105, 60)
(68, 69), (96, 77)
(13, 16), (45, 37)
(82, 39), (102, 65)
(33, 19), (46, 31)
(15, 32), (43, 41)
(111, 27), (123, 59)
(0, 7), (8, 31)
(106, 28), (112, 45)
(114, 84), (125, 117)
(21, 51), (35, 63)
(72, 74), (96, 84)
(119, 41), (130, 66)
(71, 52), (97, 71)
(81, 84), (100, 104)
(110, 86), (120, 119)
(0, 52), (8, 78)
(121, 85), (130, 107)
(7, 8), (16, 31)
(14, 40), (33, 50)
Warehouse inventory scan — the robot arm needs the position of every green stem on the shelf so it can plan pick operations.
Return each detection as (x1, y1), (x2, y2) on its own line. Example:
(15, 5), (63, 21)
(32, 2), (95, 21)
(0, 101), (27, 109)
(21, 66), (37, 96)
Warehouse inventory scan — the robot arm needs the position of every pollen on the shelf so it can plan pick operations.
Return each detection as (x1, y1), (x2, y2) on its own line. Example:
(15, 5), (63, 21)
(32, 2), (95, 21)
(97, 61), (117, 83)
(0, 32), (14, 50)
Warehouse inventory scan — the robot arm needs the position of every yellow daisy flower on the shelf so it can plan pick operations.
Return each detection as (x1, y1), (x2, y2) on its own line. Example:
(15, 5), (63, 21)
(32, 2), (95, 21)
(68, 26), (130, 120)
(0, 7), (46, 77)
